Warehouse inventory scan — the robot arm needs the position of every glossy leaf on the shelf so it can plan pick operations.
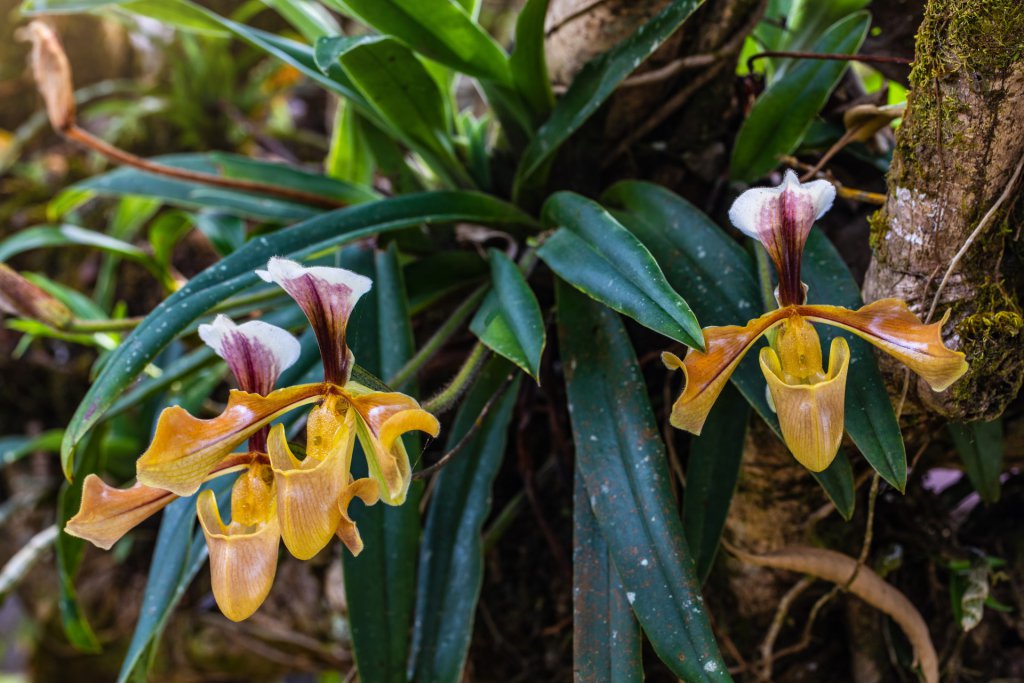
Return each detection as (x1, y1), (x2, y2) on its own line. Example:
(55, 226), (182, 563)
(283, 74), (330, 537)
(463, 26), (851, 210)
(408, 359), (520, 683)
(62, 191), (535, 474)
(539, 192), (702, 348)
(512, 0), (703, 200)
(948, 420), (1004, 504)
(0, 429), (63, 466)
(0, 225), (153, 266)
(603, 180), (856, 517)
(574, 471), (643, 682)
(470, 249), (545, 380)
(341, 244), (422, 683)
(23, 0), (230, 35)
(558, 282), (729, 681)
(509, 0), (553, 125)
(117, 477), (234, 682)
(683, 383), (749, 584)
(730, 11), (871, 181)
(262, 0), (341, 42)
(341, 0), (512, 85)
(773, 0), (870, 80)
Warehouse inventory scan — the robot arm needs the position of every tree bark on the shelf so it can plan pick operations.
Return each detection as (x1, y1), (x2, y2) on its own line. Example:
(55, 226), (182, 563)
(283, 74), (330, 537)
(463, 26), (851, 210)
(863, 0), (1024, 421)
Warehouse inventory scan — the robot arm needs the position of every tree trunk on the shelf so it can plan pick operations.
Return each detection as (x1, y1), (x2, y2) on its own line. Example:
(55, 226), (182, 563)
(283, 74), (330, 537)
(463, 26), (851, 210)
(863, 0), (1024, 421)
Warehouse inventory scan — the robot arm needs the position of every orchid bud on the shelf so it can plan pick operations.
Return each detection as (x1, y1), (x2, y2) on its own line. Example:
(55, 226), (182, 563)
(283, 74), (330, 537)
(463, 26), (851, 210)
(0, 264), (73, 328)
(19, 21), (76, 133)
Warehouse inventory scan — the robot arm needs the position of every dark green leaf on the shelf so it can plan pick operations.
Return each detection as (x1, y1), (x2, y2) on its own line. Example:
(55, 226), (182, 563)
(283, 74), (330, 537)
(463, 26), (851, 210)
(803, 229), (906, 492)
(509, 0), (553, 125)
(512, 0), (703, 200)
(470, 249), (545, 380)
(341, 0), (512, 85)
(683, 383), (749, 584)
(0, 429), (64, 466)
(117, 477), (234, 682)
(408, 359), (520, 683)
(539, 191), (702, 348)
(574, 471), (643, 682)
(558, 282), (729, 681)
(948, 420), (1004, 504)
(603, 180), (856, 517)
(730, 11), (870, 181)
(341, 244), (422, 683)
(194, 212), (246, 256)
(404, 251), (487, 314)
(62, 191), (535, 474)
(0, 225), (151, 265)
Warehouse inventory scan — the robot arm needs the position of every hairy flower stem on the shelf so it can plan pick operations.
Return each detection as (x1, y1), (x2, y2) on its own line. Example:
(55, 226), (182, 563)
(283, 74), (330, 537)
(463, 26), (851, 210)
(422, 343), (490, 415)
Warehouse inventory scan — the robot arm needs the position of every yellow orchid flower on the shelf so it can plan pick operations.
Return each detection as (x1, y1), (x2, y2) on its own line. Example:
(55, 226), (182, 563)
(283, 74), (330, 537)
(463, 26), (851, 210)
(66, 258), (439, 621)
(664, 171), (968, 472)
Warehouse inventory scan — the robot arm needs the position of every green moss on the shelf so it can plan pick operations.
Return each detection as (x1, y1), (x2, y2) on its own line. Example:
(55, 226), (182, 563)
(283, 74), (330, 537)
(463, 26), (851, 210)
(867, 208), (889, 251)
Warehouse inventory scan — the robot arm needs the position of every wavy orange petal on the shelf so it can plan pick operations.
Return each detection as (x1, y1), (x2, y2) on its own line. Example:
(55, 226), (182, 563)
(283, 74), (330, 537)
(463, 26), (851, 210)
(136, 384), (323, 497)
(799, 299), (968, 392)
(761, 336), (850, 472)
(335, 477), (381, 556)
(64, 476), (176, 550)
(345, 385), (440, 505)
(663, 308), (789, 434)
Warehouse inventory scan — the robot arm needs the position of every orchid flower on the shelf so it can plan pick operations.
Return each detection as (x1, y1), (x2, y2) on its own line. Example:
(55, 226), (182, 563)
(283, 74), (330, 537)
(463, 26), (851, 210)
(67, 258), (439, 621)
(663, 171), (968, 472)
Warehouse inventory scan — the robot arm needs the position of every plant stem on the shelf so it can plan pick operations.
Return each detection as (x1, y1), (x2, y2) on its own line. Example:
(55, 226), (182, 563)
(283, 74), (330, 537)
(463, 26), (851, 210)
(422, 342), (489, 415)
(746, 51), (912, 74)
(388, 284), (488, 390)
(65, 317), (142, 333)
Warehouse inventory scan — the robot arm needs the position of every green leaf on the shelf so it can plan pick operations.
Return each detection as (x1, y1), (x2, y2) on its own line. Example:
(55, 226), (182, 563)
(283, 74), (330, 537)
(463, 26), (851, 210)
(194, 212), (246, 256)
(341, 0), (512, 84)
(261, 0), (341, 42)
(61, 191), (534, 475)
(603, 180), (856, 517)
(470, 249), (545, 380)
(22, 0), (231, 35)
(683, 383), (749, 584)
(802, 229), (906, 492)
(117, 477), (234, 682)
(558, 282), (729, 681)
(327, 99), (375, 187)
(730, 11), (871, 181)
(316, 36), (468, 187)
(573, 471), (644, 682)
(775, 0), (870, 78)
(948, 420), (1004, 504)
(408, 360), (520, 683)
(72, 153), (375, 221)
(341, 244), (421, 683)
(0, 225), (151, 265)
(404, 251), (487, 314)
(512, 0), (703, 200)
(539, 191), (702, 348)
(0, 429), (63, 466)
(509, 0), (553, 125)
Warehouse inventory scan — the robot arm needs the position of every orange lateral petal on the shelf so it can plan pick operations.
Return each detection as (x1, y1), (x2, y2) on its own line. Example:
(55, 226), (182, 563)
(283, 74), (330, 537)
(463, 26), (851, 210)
(799, 300), (968, 392)
(196, 471), (280, 622)
(760, 336), (850, 472)
(336, 477), (381, 556)
(267, 403), (354, 560)
(345, 386), (440, 505)
(136, 384), (323, 497)
(663, 308), (790, 434)
(64, 476), (176, 550)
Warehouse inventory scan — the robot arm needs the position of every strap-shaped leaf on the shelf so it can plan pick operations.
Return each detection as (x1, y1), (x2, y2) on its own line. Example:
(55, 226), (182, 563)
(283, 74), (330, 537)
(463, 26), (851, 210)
(341, 245), (422, 683)
(948, 420), (1004, 504)
(61, 191), (535, 474)
(539, 192), (702, 348)
(512, 0), (703, 200)
(509, 0), (554, 125)
(558, 282), (729, 681)
(408, 359), (521, 683)
(574, 471), (643, 682)
(684, 383), (749, 585)
(603, 180), (858, 516)
(470, 249), (545, 381)
(730, 12), (871, 182)
(341, 0), (512, 85)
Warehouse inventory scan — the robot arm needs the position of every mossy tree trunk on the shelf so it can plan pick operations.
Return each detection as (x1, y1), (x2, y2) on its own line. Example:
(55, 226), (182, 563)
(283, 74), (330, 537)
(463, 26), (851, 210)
(863, 0), (1024, 421)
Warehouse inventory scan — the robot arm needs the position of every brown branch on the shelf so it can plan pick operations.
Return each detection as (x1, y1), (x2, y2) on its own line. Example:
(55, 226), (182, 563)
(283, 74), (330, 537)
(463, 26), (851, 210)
(747, 51), (913, 75)
(64, 125), (348, 210)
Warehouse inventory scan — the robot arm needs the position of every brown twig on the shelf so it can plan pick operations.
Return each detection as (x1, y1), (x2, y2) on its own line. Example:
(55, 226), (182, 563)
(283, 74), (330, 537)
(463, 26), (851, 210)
(412, 373), (517, 480)
(63, 125), (348, 210)
(747, 50), (912, 75)
(758, 575), (815, 680)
